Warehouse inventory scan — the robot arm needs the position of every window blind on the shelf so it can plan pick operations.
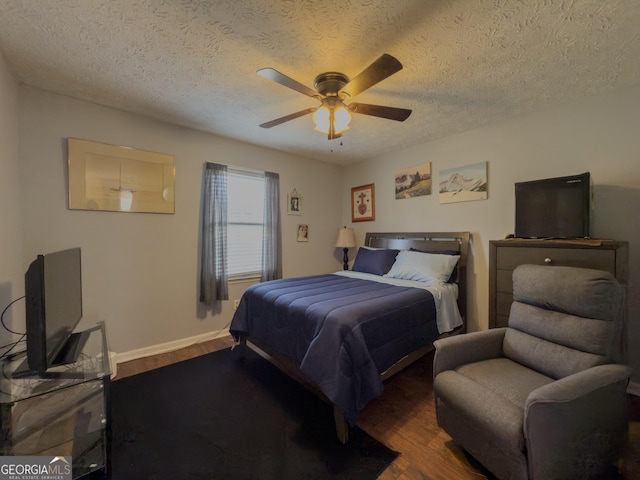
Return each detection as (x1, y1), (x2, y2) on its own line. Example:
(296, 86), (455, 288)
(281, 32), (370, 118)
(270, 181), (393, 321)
(227, 170), (265, 277)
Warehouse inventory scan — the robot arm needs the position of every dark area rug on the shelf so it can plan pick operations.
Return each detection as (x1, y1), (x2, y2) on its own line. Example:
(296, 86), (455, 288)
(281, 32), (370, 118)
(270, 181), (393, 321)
(111, 347), (398, 479)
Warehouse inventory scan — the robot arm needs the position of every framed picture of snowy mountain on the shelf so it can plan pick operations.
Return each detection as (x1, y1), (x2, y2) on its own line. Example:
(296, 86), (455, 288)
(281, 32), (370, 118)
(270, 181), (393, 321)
(439, 162), (488, 204)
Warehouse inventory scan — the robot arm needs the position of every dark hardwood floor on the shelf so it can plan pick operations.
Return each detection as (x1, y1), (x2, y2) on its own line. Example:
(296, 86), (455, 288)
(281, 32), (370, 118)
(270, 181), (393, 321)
(115, 336), (640, 479)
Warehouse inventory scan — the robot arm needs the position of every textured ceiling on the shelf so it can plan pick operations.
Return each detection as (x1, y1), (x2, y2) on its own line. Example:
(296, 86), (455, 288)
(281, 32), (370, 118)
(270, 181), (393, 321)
(1, 0), (639, 165)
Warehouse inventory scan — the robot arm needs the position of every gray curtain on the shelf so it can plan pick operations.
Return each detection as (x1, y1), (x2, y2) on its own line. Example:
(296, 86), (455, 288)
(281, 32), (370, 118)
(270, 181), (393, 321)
(200, 162), (228, 304)
(261, 171), (282, 281)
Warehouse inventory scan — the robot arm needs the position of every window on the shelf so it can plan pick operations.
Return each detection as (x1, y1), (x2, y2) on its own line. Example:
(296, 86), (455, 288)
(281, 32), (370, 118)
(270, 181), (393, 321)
(200, 163), (280, 305)
(227, 169), (265, 278)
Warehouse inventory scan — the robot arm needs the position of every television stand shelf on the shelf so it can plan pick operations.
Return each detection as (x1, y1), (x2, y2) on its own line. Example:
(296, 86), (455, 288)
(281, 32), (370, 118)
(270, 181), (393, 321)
(0, 322), (111, 479)
(489, 238), (629, 328)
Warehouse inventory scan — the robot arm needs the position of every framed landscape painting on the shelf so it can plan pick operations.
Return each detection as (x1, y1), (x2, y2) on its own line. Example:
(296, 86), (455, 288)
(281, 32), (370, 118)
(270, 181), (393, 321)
(395, 162), (431, 199)
(439, 162), (488, 204)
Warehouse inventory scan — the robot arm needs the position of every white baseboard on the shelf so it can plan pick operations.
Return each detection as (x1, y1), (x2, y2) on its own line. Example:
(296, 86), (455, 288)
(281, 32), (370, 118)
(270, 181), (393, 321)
(627, 380), (640, 397)
(113, 329), (233, 366)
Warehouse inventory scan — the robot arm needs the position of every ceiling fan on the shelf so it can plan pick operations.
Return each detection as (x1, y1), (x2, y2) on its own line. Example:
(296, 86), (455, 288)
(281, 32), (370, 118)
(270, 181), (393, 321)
(257, 53), (412, 140)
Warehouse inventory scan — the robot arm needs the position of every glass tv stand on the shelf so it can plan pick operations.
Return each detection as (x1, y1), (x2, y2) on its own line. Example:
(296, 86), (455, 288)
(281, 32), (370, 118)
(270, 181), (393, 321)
(0, 322), (111, 479)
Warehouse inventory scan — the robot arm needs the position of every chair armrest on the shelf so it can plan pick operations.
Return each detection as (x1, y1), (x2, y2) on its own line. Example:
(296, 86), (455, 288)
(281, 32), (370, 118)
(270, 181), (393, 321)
(526, 364), (632, 408)
(524, 364), (632, 479)
(433, 328), (507, 376)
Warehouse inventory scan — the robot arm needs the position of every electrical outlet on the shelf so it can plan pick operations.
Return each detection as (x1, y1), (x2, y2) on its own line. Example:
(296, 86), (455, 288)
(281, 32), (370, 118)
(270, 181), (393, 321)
(234, 299), (240, 310)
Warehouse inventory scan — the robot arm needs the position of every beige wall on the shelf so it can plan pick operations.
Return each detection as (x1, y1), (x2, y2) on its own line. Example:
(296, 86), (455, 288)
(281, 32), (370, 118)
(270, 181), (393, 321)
(342, 85), (640, 379)
(7, 69), (640, 378)
(0, 52), (23, 341)
(18, 87), (343, 356)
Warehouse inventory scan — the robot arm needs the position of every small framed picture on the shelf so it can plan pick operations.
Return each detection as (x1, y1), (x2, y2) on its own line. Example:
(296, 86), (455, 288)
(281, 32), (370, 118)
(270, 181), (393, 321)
(297, 224), (309, 242)
(287, 191), (303, 215)
(351, 184), (375, 222)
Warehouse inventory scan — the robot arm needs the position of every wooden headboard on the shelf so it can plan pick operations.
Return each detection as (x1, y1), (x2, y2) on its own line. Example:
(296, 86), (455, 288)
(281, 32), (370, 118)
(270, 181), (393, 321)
(364, 232), (470, 332)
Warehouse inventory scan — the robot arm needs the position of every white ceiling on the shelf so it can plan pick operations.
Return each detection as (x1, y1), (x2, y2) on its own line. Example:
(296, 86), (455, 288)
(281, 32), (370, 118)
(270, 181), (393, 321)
(1, 0), (639, 166)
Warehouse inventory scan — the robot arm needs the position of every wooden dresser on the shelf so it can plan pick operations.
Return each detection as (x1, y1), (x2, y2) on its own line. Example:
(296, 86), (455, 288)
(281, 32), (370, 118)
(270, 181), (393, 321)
(489, 238), (629, 328)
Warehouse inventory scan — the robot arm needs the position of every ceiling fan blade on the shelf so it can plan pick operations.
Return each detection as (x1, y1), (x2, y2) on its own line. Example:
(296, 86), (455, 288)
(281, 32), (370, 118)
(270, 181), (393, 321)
(259, 107), (317, 128)
(257, 68), (320, 98)
(348, 102), (412, 121)
(339, 54), (403, 99)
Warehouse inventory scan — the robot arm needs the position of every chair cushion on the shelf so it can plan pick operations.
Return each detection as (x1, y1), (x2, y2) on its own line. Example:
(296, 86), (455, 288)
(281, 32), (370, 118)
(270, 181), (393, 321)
(510, 265), (624, 369)
(455, 357), (554, 409)
(509, 302), (616, 356)
(435, 358), (554, 453)
(504, 328), (606, 379)
(513, 264), (623, 322)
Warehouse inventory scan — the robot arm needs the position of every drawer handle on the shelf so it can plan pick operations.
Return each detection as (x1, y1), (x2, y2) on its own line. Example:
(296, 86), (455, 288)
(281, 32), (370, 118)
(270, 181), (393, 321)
(544, 257), (552, 264)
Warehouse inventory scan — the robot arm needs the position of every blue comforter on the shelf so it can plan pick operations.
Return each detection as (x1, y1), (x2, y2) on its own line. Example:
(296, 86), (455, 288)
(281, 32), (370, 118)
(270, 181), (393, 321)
(229, 274), (439, 424)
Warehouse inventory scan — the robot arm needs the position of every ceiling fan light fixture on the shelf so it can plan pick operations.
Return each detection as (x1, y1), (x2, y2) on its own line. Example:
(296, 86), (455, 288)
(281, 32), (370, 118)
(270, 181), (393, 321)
(312, 101), (351, 138)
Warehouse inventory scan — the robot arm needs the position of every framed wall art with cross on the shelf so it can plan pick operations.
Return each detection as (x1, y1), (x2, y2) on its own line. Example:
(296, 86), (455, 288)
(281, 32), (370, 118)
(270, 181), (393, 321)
(351, 184), (375, 222)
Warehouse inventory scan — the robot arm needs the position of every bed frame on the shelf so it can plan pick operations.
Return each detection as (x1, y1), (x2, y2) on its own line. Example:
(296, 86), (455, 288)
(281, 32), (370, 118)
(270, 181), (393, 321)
(238, 231), (470, 443)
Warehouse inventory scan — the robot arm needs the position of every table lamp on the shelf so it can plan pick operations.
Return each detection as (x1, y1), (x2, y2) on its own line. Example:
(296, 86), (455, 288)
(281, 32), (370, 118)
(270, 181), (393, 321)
(335, 227), (357, 270)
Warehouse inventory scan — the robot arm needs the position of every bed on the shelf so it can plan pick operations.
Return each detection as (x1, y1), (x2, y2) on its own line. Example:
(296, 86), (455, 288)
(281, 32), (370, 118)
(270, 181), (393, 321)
(230, 231), (470, 442)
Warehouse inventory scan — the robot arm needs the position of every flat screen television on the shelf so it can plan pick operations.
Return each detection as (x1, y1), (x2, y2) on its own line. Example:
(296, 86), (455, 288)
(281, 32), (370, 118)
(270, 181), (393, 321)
(21, 247), (84, 375)
(515, 172), (592, 239)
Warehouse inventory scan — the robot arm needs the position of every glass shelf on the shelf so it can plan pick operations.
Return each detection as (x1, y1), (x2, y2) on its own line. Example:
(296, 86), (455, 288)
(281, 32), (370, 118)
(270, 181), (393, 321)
(0, 322), (111, 479)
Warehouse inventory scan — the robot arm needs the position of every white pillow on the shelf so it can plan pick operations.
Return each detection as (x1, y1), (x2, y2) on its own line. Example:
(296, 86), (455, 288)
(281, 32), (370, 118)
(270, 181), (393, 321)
(384, 250), (460, 284)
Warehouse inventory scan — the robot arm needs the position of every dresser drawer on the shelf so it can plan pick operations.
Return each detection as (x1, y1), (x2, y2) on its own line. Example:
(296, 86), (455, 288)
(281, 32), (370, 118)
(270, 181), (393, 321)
(495, 247), (616, 274)
(495, 314), (509, 329)
(496, 269), (513, 294)
(496, 292), (513, 317)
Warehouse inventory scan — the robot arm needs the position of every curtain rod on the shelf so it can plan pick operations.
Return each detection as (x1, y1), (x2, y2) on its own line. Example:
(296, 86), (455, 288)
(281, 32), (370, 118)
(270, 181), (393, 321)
(204, 161), (268, 176)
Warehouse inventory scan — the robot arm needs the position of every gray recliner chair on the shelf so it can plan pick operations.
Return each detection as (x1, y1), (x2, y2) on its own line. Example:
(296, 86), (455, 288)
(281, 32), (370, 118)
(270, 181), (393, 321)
(433, 264), (632, 480)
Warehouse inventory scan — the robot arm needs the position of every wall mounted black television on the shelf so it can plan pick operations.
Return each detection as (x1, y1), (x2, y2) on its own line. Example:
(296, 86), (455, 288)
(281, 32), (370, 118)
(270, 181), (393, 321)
(21, 247), (84, 375)
(515, 172), (592, 239)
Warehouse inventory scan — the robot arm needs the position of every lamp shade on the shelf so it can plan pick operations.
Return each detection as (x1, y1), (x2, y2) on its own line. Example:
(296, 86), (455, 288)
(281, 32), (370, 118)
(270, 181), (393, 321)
(332, 105), (351, 134)
(313, 100), (352, 136)
(312, 106), (330, 133)
(335, 227), (357, 248)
